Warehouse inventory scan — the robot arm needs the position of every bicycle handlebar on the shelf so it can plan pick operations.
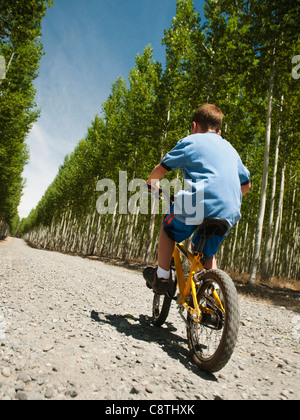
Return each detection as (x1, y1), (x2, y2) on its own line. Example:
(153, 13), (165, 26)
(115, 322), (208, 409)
(147, 184), (175, 204)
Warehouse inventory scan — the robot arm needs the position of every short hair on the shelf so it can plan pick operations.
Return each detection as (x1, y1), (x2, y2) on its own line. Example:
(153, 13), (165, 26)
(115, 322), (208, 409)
(192, 104), (223, 132)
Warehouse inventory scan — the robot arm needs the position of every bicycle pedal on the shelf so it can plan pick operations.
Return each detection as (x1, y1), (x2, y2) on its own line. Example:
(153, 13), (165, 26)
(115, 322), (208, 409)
(166, 291), (176, 300)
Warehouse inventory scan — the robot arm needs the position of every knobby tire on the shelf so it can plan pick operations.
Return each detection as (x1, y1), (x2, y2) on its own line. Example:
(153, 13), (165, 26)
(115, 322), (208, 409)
(187, 269), (240, 373)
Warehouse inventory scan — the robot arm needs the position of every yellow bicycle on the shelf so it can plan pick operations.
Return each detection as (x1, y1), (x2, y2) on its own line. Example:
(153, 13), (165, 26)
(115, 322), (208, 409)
(151, 190), (240, 373)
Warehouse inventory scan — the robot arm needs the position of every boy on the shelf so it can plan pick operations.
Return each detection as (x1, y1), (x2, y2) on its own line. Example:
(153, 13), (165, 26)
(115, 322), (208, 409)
(144, 104), (251, 295)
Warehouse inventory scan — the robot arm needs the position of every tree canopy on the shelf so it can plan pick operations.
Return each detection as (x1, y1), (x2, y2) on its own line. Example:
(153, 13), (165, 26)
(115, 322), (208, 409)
(0, 0), (53, 232)
(18, 0), (300, 283)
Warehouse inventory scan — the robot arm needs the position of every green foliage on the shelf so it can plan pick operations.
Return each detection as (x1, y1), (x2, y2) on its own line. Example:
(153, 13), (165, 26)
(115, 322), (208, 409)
(0, 0), (53, 228)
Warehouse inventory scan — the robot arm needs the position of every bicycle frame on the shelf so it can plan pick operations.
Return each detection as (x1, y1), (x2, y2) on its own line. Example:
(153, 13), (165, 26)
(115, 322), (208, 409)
(148, 187), (226, 325)
(173, 243), (225, 324)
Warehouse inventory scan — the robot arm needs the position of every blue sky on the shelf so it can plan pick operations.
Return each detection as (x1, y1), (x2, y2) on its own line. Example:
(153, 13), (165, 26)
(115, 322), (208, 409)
(18, 0), (206, 219)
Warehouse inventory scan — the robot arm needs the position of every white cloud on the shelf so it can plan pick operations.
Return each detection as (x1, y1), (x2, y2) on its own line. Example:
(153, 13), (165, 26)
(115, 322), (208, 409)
(18, 123), (59, 219)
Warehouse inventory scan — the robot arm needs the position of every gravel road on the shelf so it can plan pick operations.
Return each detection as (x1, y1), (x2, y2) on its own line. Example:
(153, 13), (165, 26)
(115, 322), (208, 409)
(0, 238), (299, 400)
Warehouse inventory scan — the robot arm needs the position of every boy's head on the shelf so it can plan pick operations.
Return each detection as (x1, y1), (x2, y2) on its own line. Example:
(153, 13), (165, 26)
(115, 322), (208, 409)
(192, 104), (223, 134)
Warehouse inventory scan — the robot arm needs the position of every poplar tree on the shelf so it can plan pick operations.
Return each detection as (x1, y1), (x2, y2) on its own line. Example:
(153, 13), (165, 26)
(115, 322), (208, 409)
(0, 0), (53, 229)
(162, 0), (204, 146)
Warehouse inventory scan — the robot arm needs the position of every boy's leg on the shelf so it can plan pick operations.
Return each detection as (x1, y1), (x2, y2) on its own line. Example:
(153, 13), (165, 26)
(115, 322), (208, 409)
(143, 207), (196, 294)
(143, 224), (175, 295)
(204, 256), (217, 269)
(191, 244), (217, 268)
(158, 226), (175, 272)
(192, 232), (227, 269)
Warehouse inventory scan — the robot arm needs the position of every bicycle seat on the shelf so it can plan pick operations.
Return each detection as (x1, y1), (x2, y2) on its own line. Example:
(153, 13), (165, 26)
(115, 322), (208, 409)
(197, 218), (230, 238)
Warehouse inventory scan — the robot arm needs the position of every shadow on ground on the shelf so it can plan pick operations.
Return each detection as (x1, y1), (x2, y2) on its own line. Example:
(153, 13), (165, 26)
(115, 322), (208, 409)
(90, 310), (217, 382)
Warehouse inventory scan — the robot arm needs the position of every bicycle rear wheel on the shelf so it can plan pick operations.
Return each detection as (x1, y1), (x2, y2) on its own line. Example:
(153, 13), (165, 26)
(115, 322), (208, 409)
(187, 269), (240, 373)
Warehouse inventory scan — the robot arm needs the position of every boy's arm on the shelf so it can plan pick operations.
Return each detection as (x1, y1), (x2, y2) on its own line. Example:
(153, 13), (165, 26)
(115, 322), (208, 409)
(147, 164), (169, 193)
(241, 182), (251, 197)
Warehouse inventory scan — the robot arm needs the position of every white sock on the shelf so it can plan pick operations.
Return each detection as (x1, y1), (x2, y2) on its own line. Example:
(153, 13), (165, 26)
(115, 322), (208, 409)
(157, 266), (170, 279)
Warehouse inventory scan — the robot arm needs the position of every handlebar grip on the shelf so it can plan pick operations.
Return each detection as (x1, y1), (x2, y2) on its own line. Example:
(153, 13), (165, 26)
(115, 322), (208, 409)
(147, 184), (175, 203)
(147, 184), (162, 194)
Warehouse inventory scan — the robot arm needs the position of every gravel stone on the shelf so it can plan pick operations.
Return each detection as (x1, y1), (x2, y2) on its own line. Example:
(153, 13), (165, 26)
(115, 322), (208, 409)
(0, 238), (299, 400)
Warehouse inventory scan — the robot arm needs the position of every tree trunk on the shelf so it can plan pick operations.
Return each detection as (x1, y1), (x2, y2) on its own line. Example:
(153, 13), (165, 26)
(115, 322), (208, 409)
(269, 159), (286, 278)
(249, 43), (276, 285)
(261, 94), (284, 280)
(230, 221), (239, 271)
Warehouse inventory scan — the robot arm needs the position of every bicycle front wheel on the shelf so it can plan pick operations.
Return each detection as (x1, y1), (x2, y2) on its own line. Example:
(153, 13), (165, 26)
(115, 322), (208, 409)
(152, 273), (176, 327)
(187, 269), (240, 373)
(152, 293), (173, 327)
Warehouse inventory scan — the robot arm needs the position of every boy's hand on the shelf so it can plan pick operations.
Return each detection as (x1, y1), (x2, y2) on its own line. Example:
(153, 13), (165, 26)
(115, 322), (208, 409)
(147, 164), (169, 194)
(147, 180), (160, 195)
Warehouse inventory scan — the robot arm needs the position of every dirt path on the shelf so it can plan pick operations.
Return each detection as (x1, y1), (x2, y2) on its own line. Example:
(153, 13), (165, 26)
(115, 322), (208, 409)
(0, 238), (299, 400)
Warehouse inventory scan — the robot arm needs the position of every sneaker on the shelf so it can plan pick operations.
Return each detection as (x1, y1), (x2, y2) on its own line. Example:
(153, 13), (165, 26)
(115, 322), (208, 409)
(143, 267), (169, 295)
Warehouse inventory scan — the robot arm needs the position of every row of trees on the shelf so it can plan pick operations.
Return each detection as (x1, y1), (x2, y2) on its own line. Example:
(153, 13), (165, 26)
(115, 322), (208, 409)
(0, 0), (53, 236)
(20, 0), (300, 283)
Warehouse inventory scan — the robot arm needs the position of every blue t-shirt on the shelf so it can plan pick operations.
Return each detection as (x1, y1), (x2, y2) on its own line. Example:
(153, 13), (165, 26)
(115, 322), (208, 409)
(161, 132), (251, 227)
